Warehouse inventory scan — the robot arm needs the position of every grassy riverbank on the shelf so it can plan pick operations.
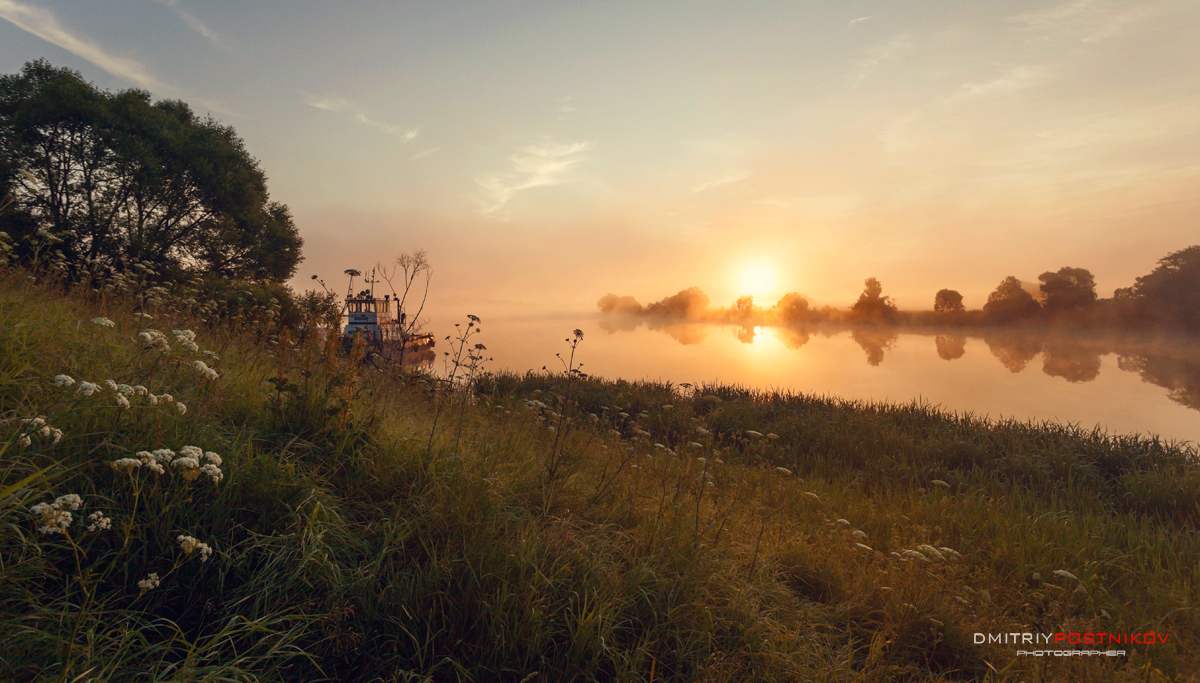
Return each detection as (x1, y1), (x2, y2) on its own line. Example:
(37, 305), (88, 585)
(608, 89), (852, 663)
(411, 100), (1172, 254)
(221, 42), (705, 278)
(1, 272), (1197, 682)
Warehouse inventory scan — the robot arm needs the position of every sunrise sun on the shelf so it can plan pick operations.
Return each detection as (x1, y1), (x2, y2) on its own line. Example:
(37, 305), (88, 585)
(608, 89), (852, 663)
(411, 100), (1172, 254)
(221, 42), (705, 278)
(737, 262), (778, 300)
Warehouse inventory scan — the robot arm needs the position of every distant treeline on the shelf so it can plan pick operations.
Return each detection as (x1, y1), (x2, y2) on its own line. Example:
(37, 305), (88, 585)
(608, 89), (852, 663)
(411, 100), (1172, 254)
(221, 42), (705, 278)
(599, 245), (1200, 333)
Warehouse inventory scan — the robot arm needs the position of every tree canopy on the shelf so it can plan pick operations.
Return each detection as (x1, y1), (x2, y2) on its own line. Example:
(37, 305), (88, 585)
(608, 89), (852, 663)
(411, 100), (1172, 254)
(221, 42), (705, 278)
(933, 289), (965, 314)
(1116, 246), (1200, 331)
(1038, 266), (1096, 315)
(0, 60), (301, 282)
(983, 276), (1040, 322)
(849, 277), (897, 320)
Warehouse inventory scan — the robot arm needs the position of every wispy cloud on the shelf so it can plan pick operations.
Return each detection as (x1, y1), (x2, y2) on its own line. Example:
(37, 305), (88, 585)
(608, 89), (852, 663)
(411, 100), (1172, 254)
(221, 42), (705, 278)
(849, 15), (879, 26)
(477, 140), (592, 214)
(153, 0), (222, 48)
(954, 65), (1051, 100)
(299, 91), (351, 112)
(355, 113), (418, 142)
(0, 0), (171, 93)
(691, 173), (748, 193)
(1010, 0), (1160, 42)
(300, 91), (418, 141)
(852, 34), (911, 84)
(410, 147), (440, 161)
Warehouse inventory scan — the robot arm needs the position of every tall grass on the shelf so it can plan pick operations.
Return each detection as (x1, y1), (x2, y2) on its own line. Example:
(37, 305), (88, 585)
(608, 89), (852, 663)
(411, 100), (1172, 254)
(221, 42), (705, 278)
(1, 262), (1197, 681)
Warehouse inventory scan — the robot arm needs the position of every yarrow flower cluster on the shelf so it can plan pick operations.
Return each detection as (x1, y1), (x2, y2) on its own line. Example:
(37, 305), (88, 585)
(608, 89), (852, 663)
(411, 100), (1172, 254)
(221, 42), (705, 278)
(111, 446), (222, 483)
(173, 329), (200, 352)
(191, 360), (219, 380)
(138, 329), (170, 351)
(90, 317), (116, 328)
(29, 494), (83, 535)
(177, 535), (213, 562)
(4, 415), (64, 447)
(138, 573), (160, 591)
(87, 511), (112, 532)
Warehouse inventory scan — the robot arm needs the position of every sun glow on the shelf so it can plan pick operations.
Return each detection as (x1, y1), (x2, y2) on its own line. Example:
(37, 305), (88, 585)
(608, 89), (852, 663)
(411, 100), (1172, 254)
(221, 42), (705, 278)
(737, 263), (778, 301)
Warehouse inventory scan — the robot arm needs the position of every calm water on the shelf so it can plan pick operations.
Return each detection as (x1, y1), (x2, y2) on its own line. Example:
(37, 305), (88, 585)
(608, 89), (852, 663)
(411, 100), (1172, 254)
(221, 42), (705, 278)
(429, 311), (1200, 446)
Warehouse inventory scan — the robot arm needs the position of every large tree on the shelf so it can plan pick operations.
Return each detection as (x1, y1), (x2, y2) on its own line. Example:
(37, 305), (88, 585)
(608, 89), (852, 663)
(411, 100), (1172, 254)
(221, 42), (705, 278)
(933, 288), (965, 314)
(0, 60), (301, 281)
(1115, 245), (1200, 331)
(1038, 266), (1096, 315)
(850, 277), (897, 321)
(983, 276), (1040, 322)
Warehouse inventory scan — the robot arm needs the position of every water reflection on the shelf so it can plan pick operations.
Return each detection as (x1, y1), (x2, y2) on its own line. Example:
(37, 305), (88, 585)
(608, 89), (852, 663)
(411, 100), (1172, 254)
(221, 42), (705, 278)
(599, 316), (1200, 413)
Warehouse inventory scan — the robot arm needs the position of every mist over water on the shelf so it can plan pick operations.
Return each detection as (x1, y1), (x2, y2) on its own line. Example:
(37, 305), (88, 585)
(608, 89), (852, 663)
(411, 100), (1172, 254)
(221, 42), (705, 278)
(441, 310), (1200, 445)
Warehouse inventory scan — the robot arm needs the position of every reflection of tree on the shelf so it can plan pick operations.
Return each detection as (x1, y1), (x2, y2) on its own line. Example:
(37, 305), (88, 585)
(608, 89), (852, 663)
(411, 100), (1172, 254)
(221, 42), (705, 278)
(935, 335), (966, 360)
(735, 325), (757, 345)
(851, 328), (898, 366)
(775, 326), (811, 350)
(1118, 353), (1200, 410)
(984, 332), (1042, 373)
(1042, 342), (1101, 383)
(597, 315), (641, 334)
(653, 322), (711, 346)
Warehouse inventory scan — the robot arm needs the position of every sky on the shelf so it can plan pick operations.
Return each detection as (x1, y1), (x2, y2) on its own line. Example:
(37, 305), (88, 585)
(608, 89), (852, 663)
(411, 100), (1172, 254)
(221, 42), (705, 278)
(3, 0), (1199, 317)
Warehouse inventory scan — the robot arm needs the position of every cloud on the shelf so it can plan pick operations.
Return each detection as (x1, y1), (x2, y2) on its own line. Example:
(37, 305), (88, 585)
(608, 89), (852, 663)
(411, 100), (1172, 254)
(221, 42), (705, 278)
(299, 91), (351, 112)
(0, 0), (171, 93)
(955, 65), (1051, 100)
(477, 140), (592, 214)
(153, 0), (222, 48)
(849, 15), (879, 26)
(852, 34), (911, 84)
(691, 173), (748, 193)
(1010, 0), (1160, 42)
(410, 147), (440, 160)
(299, 91), (418, 141)
(355, 113), (419, 142)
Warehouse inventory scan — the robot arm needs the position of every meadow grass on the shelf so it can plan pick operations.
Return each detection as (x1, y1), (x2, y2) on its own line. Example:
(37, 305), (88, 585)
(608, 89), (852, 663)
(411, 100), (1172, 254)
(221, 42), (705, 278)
(1, 268), (1197, 682)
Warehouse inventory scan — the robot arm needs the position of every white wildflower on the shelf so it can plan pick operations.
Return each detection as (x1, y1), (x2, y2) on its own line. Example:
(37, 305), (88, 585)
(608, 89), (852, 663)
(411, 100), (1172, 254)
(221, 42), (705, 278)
(116, 384), (135, 396)
(90, 317), (116, 328)
(104, 379), (118, 391)
(932, 480), (950, 488)
(76, 381), (100, 397)
(835, 519), (851, 526)
(175, 402), (187, 415)
(156, 394), (173, 404)
(202, 350), (219, 360)
(18, 434), (31, 448)
(804, 492), (820, 500)
(111, 458), (142, 473)
(852, 530), (867, 539)
(688, 441), (703, 448)
(178, 535), (213, 562)
(746, 430), (763, 438)
(766, 433), (779, 440)
(939, 547), (962, 560)
(775, 467), (793, 476)
(29, 495), (80, 535)
(901, 549), (930, 562)
(694, 426), (709, 435)
(918, 545), (946, 562)
(52, 374), (75, 387)
(172, 454), (200, 481)
(115, 394), (130, 409)
(191, 360), (219, 380)
(202, 451), (222, 466)
(178, 445), (202, 459)
(200, 463), (224, 484)
(50, 428), (63, 444)
(1053, 569), (1079, 582)
(148, 394), (159, 405)
(855, 543), (873, 552)
(181, 340), (199, 352)
(87, 511), (112, 532)
(172, 329), (197, 343)
(138, 573), (160, 591)
(38, 425), (51, 437)
(133, 385), (148, 396)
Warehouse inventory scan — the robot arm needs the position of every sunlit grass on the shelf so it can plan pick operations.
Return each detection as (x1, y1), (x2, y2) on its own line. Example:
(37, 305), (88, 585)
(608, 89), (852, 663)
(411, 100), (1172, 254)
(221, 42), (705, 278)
(1, 262), (1197, 681)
